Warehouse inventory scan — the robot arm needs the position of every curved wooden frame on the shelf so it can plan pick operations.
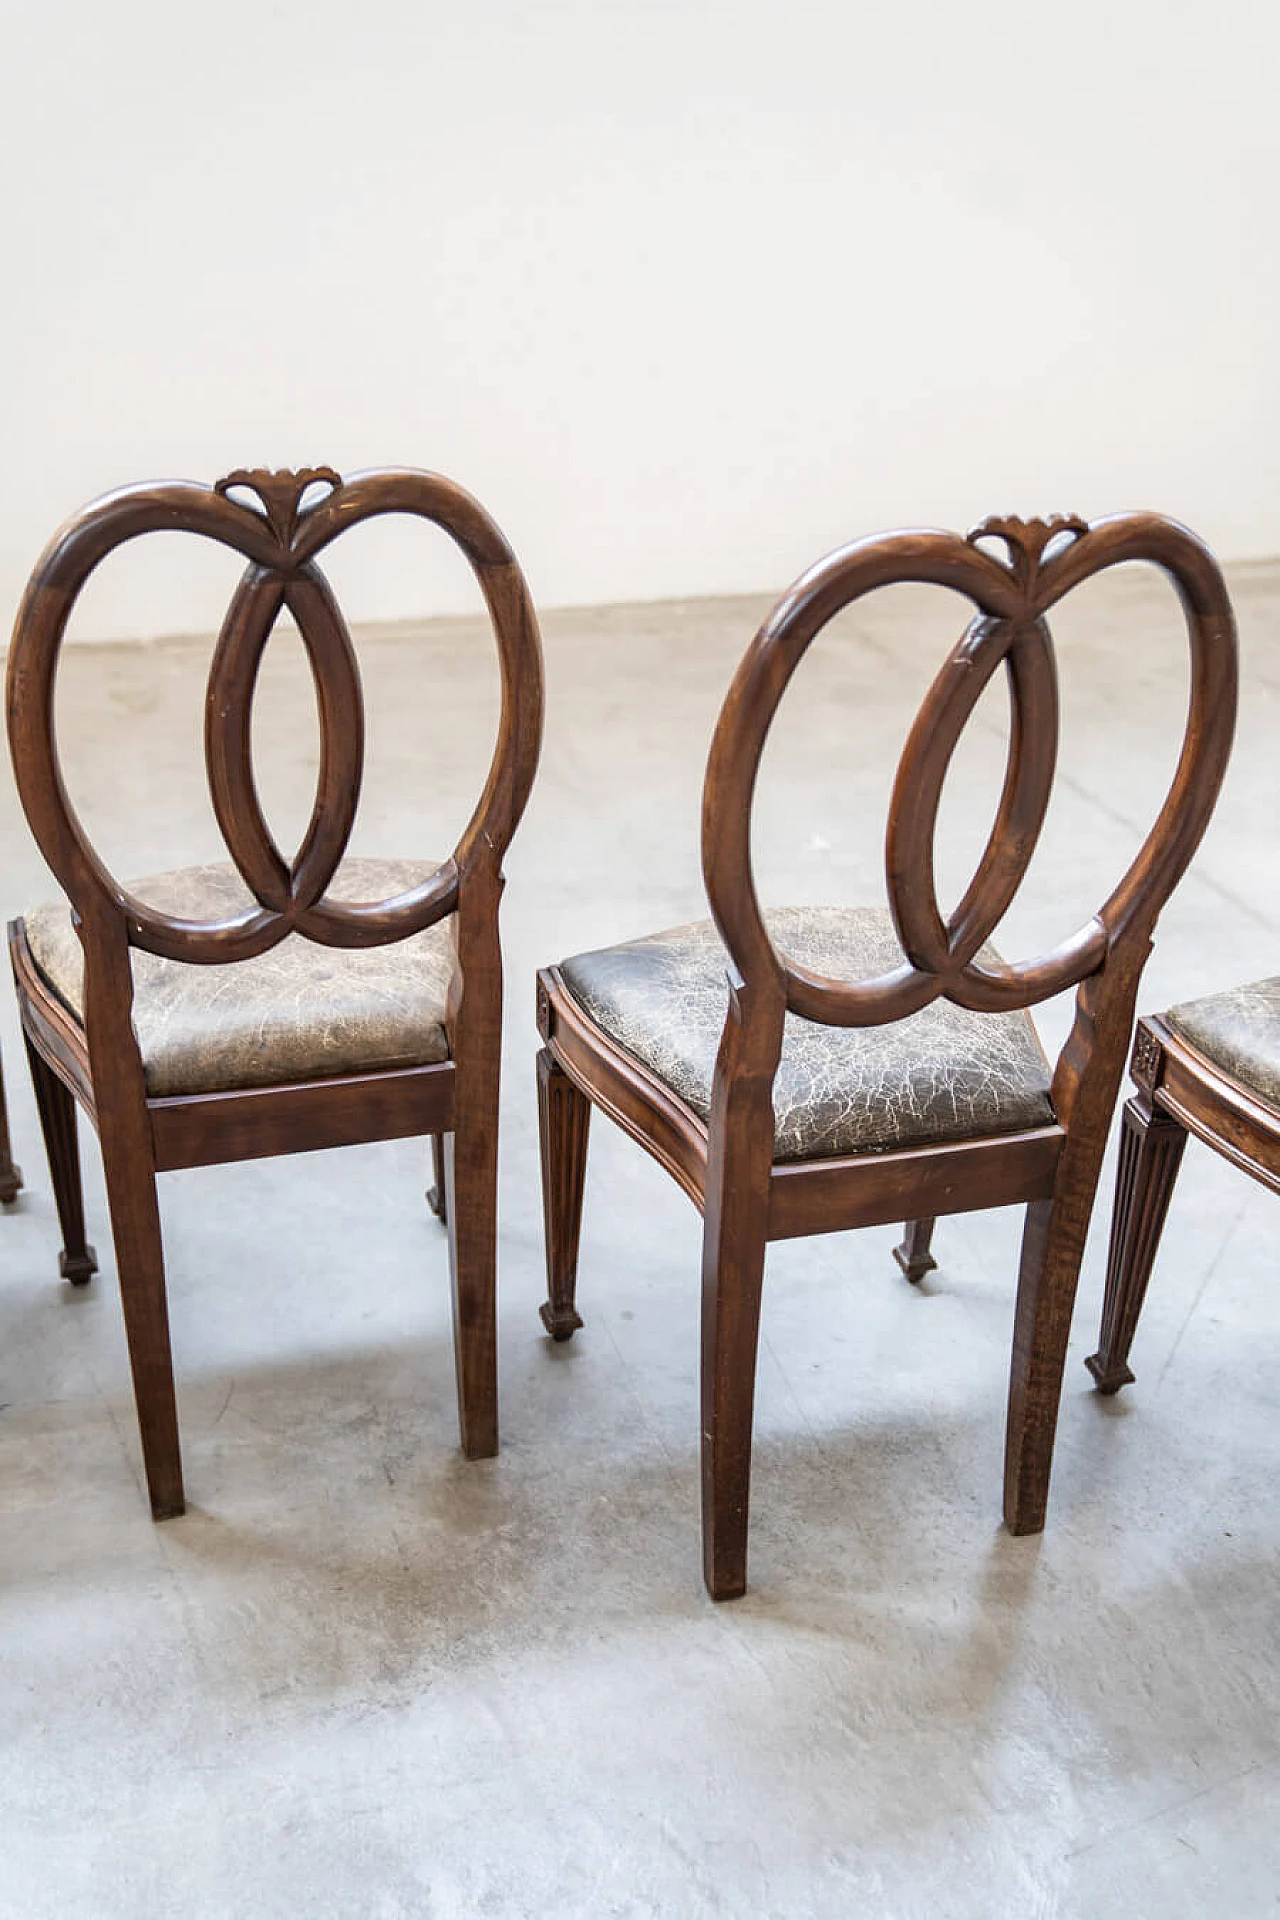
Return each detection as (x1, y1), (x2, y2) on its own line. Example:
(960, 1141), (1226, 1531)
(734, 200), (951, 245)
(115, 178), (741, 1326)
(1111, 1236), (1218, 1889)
(1087, 1012), (1280, 1394)
(6, 465), (544, 1518)
(537, 511), (1238, 1599)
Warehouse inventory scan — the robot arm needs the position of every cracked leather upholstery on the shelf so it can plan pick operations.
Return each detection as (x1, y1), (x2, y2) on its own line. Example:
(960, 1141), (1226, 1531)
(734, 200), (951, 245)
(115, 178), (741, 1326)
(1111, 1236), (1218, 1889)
(1165, 976), (1280, 1111)
(559, 907), (1056, 1162)
(22, 858), (455, 1097)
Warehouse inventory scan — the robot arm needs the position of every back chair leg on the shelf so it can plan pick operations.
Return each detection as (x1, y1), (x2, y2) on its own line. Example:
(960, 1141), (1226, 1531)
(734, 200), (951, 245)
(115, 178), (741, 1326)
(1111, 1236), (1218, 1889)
(536, 1048), (589, 1340)
(0, 1048), (22, 1203)
(893, 1216), (937, 1283)
(444, 1105), (499, 1460)
(24, 1036), (97, 1282)
(701, 1204), (769, 1602)
(1003, 1177), (1098, 1535)
(98, 1132), (184, 1519)
(426, 1131), (449, 1224)
(1086, 1095), (1187, 1394)
(700, 1084), (776, 1602)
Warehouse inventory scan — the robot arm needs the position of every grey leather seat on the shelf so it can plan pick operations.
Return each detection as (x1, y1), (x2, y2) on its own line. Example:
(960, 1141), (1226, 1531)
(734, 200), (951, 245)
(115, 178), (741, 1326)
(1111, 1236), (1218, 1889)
(22, 857), (454, 1098)
(559, 906), (1056, 1162)
(1165, 977), (1280, 1108)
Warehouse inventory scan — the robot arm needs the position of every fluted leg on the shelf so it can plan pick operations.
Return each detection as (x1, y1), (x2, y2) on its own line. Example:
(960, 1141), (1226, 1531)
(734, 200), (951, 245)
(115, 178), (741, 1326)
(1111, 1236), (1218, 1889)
(893, 1216), (937, 1283)
(24, 1037), (96, 1281)
(426, 1131), (449, 1224)
(0, 1047), (22, 1204)
(1086, 1095), (1186, 1394)
(536, 1048), (589, 1341)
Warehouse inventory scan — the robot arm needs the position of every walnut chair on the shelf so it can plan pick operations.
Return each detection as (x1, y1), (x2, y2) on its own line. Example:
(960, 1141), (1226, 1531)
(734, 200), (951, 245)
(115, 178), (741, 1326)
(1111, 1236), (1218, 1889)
(534, 514), (1237, 1599)
(7, 466), (543, 1519)
(1086, 981), (1280, 1394)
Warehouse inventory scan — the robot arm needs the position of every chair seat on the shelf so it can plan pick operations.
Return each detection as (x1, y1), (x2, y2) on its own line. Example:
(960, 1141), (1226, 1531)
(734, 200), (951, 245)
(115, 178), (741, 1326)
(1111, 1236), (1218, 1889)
(1165, 977), (1280, 1112)
(559, 907), (1056, 1162)
(22, 858), (455, 1098)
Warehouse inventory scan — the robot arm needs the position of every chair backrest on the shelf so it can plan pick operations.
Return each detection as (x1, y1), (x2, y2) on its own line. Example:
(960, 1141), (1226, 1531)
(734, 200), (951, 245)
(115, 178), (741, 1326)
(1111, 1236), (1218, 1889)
(700, 513), (1238, 1130)
(7, 466), (544, 975)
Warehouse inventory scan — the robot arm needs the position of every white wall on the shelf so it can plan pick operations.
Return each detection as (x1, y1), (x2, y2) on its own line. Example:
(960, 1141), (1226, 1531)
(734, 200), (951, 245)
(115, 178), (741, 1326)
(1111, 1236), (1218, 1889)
(3, 0), (1277, 639)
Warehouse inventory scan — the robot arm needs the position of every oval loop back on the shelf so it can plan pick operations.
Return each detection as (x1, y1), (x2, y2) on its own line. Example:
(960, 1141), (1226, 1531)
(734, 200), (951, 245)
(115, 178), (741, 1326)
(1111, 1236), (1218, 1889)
(701, 514), (1237, 1027)
(6, 466), (545, 962)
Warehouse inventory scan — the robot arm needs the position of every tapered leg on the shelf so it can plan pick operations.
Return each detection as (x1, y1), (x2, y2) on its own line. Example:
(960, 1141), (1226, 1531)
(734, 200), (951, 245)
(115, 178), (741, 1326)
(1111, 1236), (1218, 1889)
(23, 1036), (97, 1281)
(426, 1131), (449, 1224)
(445, 1101), (499, 1459)
(893, 1216), (937, 1283)
(99, 1123), (184, 1518)
(537, 1048), (589, 1340)
(1086, 1095), (1187, 1394)
(701, 1191), (770, 1601)
(0, 1047), (22, 1203)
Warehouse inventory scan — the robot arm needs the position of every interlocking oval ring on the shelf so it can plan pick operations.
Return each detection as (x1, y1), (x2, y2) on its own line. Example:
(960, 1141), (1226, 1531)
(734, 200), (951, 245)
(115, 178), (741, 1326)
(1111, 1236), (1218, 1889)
(701, 514), (1237, 1028)
(7, 466), (544, 966)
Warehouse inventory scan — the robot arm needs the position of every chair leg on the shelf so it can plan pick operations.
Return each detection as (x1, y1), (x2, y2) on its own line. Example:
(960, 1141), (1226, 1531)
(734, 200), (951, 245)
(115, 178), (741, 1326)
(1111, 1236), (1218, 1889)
(23, 1036), (97, 1282)
(1086, 1095), (1187, 1395)
(426, 1131), (449, 1224)
(1004, 1170), (1110, 1536)
(537, 1048), (589, 1340)
(444, 1109), (499, 1460)
(893, 1216), (937, 1283)
(700, 1194), (769, 1602)
(706, 1121), (775, 1597)
(99, 1122), (184, 1518)
(0, 1046), (22, 1204)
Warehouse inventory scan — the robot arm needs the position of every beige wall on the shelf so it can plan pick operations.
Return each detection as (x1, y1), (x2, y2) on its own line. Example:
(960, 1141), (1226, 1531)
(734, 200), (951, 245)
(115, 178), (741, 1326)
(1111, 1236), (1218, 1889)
(3, 0), (1277, 638)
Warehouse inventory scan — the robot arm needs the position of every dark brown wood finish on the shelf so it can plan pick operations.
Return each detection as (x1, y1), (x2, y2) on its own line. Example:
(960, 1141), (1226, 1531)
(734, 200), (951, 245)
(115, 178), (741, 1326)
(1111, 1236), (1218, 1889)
(426, 1132), (449, 1223)
(1087, 1012), (1279, 1393)
(0, 1049), (22, 1204)
(536, 1047), (590, 1341)
(7, 465), (543, 1517)
(893, 1216), (937, 1284)
(537, 512), (1238, 1598)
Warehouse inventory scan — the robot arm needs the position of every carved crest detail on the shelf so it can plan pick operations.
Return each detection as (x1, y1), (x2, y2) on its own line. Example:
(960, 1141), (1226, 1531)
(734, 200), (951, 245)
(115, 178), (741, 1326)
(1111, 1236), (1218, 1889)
(967, 513), (1088, 595)
(215, 467), (342, 545)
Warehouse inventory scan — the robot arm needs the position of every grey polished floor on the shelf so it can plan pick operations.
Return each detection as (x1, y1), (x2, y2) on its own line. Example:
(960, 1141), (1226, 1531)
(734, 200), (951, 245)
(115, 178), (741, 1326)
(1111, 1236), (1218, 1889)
(1, 559), (1277, 1917)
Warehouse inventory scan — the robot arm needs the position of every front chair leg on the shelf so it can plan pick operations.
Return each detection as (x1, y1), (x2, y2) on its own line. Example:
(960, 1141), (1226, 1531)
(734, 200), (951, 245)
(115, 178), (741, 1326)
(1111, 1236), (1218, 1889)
(444, 1107), (499, 1459)
(426, 1131), (449, 1224)
(1086, 1095), (1187, 1394)
(536, 1048), (589, 1340)
(893, 1216), (937, 1283)
(24, 1035), (97, 1281)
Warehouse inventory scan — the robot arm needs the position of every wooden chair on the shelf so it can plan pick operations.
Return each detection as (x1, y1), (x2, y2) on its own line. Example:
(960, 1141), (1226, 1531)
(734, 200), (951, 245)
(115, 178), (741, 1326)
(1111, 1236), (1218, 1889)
(6, 465), (543, 1518)
(0, 1049), (22, 1203)
(534, 513), (1237, 1599)
(1087, 982), (1280, 1394)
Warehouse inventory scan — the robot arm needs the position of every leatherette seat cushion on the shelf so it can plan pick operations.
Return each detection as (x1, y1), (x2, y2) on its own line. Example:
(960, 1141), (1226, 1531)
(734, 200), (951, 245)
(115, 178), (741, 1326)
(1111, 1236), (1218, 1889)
(1165, 976), (1280, 1111)
(22, 858), (455, 1098)
(558, 906), (1056, 1163)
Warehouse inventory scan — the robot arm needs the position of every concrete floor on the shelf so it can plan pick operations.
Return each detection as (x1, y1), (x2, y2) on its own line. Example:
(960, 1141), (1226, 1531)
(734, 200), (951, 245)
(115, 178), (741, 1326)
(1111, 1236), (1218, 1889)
(1, 558), (1277, 1917)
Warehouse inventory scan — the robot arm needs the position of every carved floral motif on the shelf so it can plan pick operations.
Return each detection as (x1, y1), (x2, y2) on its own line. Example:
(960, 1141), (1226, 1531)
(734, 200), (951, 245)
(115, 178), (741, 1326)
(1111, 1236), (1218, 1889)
(1131, 1023), (1162, 1089)
(967, 513), (1088, 596)
(214, 466), (341, 544)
